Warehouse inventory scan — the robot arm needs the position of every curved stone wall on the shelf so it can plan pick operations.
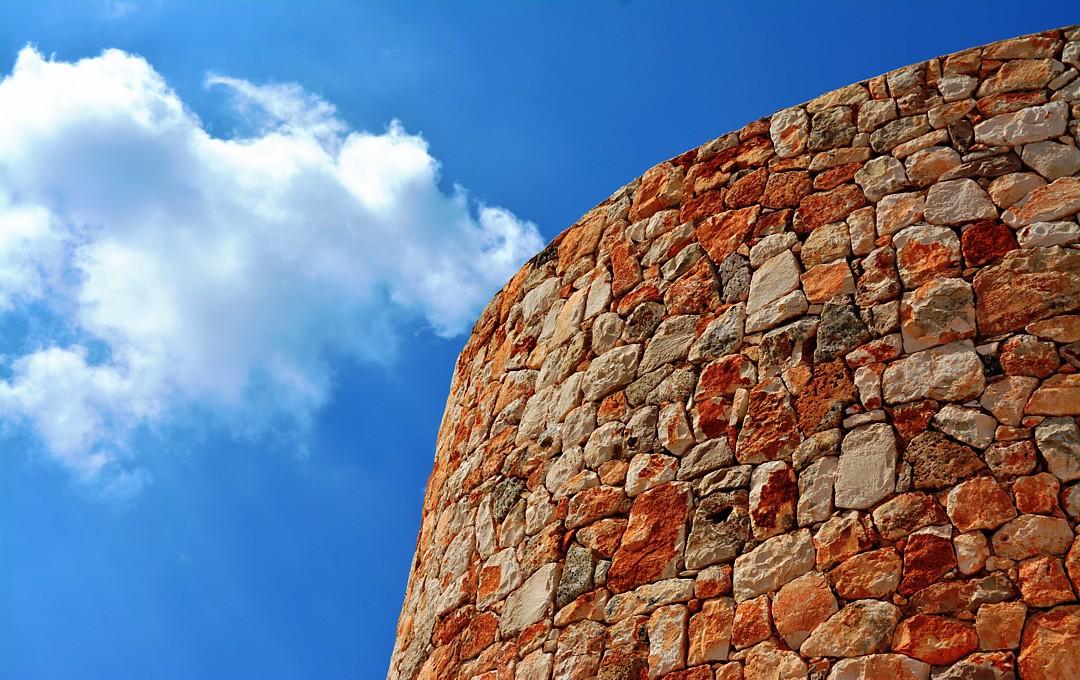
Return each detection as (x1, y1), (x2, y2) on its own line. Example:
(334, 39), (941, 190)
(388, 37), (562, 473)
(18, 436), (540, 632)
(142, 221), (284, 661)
(389, 27), (1080, 680)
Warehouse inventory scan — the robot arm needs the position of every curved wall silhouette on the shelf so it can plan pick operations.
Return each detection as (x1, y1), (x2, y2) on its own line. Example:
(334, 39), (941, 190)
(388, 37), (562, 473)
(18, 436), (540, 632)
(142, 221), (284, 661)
(389, 26), (1080, 680)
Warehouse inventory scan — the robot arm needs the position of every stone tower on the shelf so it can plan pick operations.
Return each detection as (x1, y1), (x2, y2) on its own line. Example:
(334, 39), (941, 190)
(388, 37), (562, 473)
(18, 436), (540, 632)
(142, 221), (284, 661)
(389, 27), (1080, 680)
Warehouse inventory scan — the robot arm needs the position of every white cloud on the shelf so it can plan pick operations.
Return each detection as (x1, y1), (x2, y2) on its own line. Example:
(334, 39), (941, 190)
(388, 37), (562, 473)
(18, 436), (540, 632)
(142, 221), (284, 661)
(0, 47), (543, 496)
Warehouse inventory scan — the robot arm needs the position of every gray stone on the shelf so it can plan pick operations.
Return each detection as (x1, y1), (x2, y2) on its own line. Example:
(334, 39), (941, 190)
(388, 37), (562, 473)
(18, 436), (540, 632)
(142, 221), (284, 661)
(557, 544), (595, 608)
(745, 289), (809, 334)
(870, 115), (931, 152)
(809, 106), (856, 151)
(685, 491), (751, 570)
(931, 404), (997, 449)
(639, 315), (698, 373)
(689, 302), (744, 363)
(835, 423), (897, 509)
(798, 455), (838, 526)
(1017, 220), (1080, 248)
(747, 250), (802, 316)
(677, 439), (734, 481)
(815, 296), (869, 362)
(719, 253), (750, 303)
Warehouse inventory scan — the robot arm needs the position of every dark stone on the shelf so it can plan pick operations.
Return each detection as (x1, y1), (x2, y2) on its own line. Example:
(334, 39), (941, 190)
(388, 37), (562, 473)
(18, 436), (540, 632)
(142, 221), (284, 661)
(814, 296), (869, 362)
(719, 253), (750, 303)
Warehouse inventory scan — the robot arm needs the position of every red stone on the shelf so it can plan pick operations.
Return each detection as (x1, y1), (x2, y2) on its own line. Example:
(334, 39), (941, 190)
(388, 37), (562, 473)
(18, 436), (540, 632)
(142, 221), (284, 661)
(899, 532), (958, 596)
(731, 595), (772, 649)
(725, 168), (768, 208)
(1019, 605), (1080, 680)
(795, 183), (867, 233)
(760, 171), (812, 208)
(679, 189), (726, 224)
(1013, 473), (1061, 515)
(973, 246), (1080, 337)
(665, 259), (720, 315)
(695, 206), (760, 266)
(795, 360), (856, 435)
(812, 162), (861, 191)
(961, 219), (1018, 267)
(735, 380), (801, 464)
(610, 240), (642, 298)
(1019, 556), (1077, 608)
(630, 162), (684, 222)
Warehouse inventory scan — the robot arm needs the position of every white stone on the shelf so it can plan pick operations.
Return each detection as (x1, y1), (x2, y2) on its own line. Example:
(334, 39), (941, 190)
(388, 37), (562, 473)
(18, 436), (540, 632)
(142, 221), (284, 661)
(477, 548), (523, 609)
(750, 232), (798, 268)
(1021, 140), (1080, 179)
(798, 456), (838, 526)
(1017, 220), (1080, 248)
(924, 178), (998, 225)
(989, 172), (1047, 208)
(802, 222), (852, 267)
(855, 155), (909, 202)
(745, 289), (808, 334)
(582, 344), (641, 401)
(500, 562), (561, 636)
(954, 531), (990, 575)
(882, 341), (985, 404)
(931, 404), (997, 449)
(835, 423), (897, 509)
(657, 402), (694, 456)
(733, 528), (815, 601)
(770, 106), (809, 158)
(747, 250), (802, 316)
(974, 100), (1069, 146)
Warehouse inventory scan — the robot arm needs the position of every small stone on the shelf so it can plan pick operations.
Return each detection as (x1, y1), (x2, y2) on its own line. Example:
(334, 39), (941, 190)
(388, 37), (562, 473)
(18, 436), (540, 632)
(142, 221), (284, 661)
(799, 599), (900, 657)
(1014, 473), (1062, 515)
(607, 483), (691, 593)
(733, 529), (815, 601)
(980, 376), (1040, 426)
(647, 604), (688, 678)
(814, 511), (874, 570)
(945, 476), (1017, 531)
(731, 595), (772, 649)
(744, 647), (807, 680)
(1017, 220), (1080, 248)
(900, 530), (958, 596)
(955, 531), (991, 575)
(798, 456), (838, 527)
(905, 146), (961, 187)
(583, 345), (642, 401)
(827, 655), (930, 680)
(685, 491), (751, 570)
(976, 601), (1027, 651)
(815, 296), (869, 362)
(882, 341), (985, 404)
(856, 246), (901, 306)
(500, 562), (561, 637)
(875, 191), (925, 237)
(904, 430), (987, 490)
(770, 107), (809, 159)
(991, 514), (1075, 560)
(809, 106), (856, 151)
(1003, 176), (1080, 226)
(1019, 555), (1076, 608)
(1026, 314), (1080, 343)
(748, 461), (797, 540)
(1000, 334), (1061, 378)
(734, 378), (801, 464)
(830, 548), (902, 599)
(802, 261), (856, 303)
(893, 224), (962, 289)
(985, 440), (1039, 478)
(891, 614), (978, 665)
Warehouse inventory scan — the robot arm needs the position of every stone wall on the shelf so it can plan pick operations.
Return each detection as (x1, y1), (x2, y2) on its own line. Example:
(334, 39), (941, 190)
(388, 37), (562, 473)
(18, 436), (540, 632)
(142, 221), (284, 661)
(388, 27), (1080, 680)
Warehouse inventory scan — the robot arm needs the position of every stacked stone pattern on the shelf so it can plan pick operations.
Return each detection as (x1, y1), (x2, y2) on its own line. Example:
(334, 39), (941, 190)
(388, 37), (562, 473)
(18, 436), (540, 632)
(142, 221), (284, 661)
(390, 27), (1080, 680)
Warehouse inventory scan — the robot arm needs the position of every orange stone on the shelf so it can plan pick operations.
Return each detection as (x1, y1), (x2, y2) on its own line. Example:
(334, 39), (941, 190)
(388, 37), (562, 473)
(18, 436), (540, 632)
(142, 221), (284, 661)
(899, 532), (958, 596)
(891, 614), (978, 665)
(1018, 605), (1080, 680)
(795, 183), (867, 233)
(607, 483), (691, 593)
(830, 547), (902, 599)
(771, 571), (838, 648)
(695, 206), (760, 266)
(976, 601), (1027, 651)
(731, 594), (772, 649)
(687, 598), (734, 665)
(1019, 556), (1077, 608)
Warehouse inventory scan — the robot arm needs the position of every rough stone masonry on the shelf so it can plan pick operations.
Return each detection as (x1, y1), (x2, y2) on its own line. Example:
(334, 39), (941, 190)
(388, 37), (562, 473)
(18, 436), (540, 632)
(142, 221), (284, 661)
(389, 26), (1080, 680)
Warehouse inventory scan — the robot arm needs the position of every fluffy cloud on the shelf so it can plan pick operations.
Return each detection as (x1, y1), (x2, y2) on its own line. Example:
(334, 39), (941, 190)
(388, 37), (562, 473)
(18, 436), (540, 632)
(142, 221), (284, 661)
(0, 47), (543, 494)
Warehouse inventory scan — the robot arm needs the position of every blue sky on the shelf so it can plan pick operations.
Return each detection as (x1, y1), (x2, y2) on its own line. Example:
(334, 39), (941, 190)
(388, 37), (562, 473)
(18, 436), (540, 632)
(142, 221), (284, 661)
(0, 2), (1075, 678)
